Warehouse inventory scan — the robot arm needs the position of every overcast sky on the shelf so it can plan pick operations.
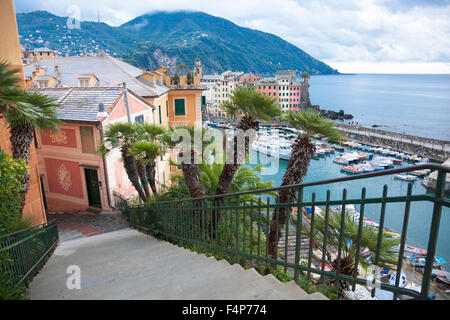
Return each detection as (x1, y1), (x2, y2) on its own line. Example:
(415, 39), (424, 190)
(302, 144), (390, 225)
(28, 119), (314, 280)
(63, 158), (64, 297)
(15, 0), (450, 74)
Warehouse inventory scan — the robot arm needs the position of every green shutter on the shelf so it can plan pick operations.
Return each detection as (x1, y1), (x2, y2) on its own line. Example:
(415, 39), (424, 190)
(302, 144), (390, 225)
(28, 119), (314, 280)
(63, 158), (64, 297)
(174, 99), (186, 116)
(166, 101), (168, 117)
(159, 105), (162, 124)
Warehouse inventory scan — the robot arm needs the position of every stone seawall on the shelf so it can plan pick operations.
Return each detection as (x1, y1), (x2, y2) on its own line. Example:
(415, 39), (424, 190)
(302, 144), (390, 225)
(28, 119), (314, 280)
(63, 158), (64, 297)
(336, 124), (450, 162)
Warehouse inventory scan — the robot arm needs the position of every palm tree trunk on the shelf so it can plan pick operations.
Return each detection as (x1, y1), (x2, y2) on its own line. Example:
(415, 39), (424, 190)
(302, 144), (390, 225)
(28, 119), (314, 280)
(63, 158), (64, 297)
(136, 159), (150, 199)
(214, 116), (258, 228)
(122, 148), (147, 202)
(268, 137), (315, 262)
(180, 150), (204, 199)
(145, 161), (157, 194)
(9, 123), (34, 216)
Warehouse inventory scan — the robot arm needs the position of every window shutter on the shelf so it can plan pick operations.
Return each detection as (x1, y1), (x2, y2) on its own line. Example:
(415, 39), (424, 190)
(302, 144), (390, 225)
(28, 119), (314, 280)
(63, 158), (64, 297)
(174, 99), (186, 116)
(80, 126), (96, 154)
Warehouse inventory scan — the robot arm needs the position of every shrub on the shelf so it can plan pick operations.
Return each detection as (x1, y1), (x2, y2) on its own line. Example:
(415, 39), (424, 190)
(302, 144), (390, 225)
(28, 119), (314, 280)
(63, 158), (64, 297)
(0, 150), (29, 235)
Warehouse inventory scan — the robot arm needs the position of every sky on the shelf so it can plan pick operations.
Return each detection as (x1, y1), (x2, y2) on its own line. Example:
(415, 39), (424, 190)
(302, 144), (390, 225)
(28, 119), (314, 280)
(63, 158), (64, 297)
(14, 0), (450, 74)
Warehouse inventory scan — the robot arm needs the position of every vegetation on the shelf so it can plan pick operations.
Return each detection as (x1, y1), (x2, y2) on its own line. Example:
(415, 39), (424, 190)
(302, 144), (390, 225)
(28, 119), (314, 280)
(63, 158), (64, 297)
(99, 122), (148, 202)
(0, 61), (60, 215)
(0, 151), (30, 235)
(268, 110), (341, 261)
(217, 87), (280, 198)
(0, 151), (31, 300)
(17, 11), (339, 75)
(130, 124), (167, 195)
(302, 209), (401, 297)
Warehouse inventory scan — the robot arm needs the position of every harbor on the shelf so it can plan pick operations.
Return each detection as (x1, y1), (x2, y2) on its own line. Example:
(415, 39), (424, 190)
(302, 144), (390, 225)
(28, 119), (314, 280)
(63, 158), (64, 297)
(206, 120), (450, 299)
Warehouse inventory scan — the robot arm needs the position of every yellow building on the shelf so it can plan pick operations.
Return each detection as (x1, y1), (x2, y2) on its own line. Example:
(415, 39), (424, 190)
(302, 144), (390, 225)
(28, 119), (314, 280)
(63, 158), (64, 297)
(0, 0), (47, 225)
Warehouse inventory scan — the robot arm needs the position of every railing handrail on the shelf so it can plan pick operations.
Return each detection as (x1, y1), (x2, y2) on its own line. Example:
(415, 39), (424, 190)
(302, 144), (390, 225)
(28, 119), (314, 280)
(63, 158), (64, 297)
(131, 163), (449, 206)
(0, 222), (57, 240)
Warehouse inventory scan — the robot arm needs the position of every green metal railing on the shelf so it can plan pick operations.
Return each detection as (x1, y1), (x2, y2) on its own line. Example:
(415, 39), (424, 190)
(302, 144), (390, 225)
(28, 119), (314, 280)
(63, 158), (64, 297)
(0, 222), (59, 287)
(125, 163), (449, 300)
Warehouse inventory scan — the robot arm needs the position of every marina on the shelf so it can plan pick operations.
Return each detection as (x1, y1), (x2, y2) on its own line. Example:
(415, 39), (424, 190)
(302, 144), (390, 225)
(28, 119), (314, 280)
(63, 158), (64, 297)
(207, 121), (450, 299)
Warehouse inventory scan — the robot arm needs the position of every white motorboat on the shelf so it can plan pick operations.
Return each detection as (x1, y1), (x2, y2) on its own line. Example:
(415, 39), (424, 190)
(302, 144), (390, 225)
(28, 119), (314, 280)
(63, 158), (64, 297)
(394, 174), (417, 181)
(251, 136), (292, 160)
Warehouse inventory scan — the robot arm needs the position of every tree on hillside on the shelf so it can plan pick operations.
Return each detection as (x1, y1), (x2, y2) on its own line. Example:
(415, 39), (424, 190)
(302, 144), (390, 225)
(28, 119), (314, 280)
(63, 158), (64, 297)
(268, 110), (341, 261)
(301, 71), (310, 81)
(0, 61), (60, 215)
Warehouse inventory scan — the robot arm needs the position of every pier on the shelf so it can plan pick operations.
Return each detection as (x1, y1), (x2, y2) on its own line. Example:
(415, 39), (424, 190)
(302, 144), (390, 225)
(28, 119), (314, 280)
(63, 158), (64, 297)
(336, 123), (450, 162)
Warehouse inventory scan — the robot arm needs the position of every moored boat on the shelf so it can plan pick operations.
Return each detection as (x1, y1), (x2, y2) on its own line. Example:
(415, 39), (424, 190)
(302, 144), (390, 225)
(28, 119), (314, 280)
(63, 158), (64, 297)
(394, 174), (417, 181)
(410, 256), (446, 267)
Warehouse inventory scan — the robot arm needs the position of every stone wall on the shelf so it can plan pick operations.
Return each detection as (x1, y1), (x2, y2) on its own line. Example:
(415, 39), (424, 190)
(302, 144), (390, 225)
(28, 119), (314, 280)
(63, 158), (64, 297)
(336, 123), (450, 162)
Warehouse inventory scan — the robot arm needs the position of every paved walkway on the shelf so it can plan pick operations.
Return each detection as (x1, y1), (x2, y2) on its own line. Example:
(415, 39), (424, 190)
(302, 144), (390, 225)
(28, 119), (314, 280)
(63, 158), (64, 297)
(29, 229), (327, 300)
(46, 211), (128, 242)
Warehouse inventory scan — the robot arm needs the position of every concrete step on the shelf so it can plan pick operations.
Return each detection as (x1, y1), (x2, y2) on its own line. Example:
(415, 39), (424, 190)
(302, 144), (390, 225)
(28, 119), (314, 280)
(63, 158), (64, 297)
(29, 228), (328, 300)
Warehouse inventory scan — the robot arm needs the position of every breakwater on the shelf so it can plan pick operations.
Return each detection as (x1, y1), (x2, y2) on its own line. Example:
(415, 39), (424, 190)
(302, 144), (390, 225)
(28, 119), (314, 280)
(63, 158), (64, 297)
(336, 123), (450, 162)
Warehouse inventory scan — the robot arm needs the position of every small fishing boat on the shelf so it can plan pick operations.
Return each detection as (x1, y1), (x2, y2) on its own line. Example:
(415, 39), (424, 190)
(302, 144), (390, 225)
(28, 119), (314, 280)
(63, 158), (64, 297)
(410, 169), (431, 178)
(355, 217), (380, 228)
(384, 231), (401, 239)
(341, 165), (364, 174)
(394, 174), (417, 181)
(333, 157), (350, 165)
(389, 271), (407, 288)
(410, 256), (446, 267)
(356, 163), (375, 173)
(319, 262), (333, 272)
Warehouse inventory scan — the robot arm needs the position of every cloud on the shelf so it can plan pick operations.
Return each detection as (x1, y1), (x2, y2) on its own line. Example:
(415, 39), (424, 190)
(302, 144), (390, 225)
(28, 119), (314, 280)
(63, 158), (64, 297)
(14, 0), (450, 73)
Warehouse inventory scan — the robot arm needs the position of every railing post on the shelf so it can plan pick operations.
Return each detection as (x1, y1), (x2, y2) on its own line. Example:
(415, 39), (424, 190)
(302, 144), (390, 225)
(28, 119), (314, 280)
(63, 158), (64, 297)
(294, 187), (303, 282)
(421, 170), (446, 299)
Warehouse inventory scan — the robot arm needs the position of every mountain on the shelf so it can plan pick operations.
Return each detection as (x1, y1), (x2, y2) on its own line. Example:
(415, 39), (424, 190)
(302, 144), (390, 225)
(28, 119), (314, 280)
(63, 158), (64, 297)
(16, 10), (339, 76)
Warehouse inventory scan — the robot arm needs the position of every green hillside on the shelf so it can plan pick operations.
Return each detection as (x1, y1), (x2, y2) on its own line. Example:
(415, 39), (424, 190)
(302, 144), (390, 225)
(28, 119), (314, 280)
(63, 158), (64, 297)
(17, 10), (338, 76)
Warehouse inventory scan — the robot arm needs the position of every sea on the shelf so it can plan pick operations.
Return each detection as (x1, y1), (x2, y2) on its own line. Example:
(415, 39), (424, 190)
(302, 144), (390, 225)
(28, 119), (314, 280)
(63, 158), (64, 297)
(306, 74), (450, 141)
(248, 150), (450, 272)
(244, 73), (450, 272)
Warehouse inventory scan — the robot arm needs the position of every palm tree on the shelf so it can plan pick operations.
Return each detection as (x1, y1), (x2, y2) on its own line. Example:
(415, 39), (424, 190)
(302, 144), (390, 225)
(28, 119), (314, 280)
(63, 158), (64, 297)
(0, 61), (60, 214)
(130, 123), (167, 195)
(302, 209), (400, 296)
(215, 87), (280, 197)
(163, 125), (210, 200)
(99, 122), (147, 202)
(268, 110), (341, 261)
(301, 71), (310, 81)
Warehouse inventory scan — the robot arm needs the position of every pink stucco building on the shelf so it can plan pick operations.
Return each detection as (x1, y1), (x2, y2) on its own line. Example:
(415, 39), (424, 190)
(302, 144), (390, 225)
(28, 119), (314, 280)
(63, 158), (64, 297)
(34, 86), (155, 212)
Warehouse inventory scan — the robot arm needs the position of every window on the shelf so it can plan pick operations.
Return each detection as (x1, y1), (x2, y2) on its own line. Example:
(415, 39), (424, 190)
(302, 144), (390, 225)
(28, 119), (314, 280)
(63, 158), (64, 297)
(135, 115), (144, 123)
(80, 126), (96, 154)
(174, 99), (186, 116)
(79, 79), (89, 87)
(166, 101), (169, 117)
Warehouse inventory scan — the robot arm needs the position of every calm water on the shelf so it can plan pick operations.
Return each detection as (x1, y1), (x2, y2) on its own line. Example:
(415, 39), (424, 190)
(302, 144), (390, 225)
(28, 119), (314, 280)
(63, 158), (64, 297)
(307, 74), (450, 141)
(248, 149), (450, 271)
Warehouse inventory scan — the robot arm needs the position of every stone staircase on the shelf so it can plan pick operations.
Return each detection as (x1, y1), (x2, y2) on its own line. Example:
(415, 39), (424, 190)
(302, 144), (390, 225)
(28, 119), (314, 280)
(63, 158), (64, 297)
(29, 228), (327, 300)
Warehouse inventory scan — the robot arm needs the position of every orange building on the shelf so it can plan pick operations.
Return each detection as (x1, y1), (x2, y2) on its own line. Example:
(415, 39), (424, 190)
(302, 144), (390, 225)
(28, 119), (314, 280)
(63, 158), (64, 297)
(0, 0), (47, 225)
